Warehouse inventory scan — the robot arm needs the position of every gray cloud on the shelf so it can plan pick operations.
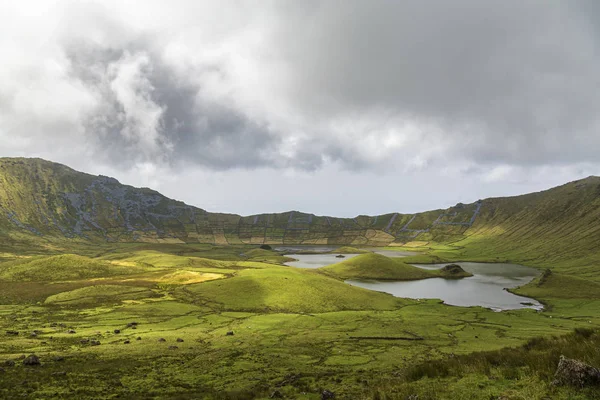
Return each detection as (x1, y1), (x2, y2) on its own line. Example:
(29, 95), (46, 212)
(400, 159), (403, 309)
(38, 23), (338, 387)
(0, 0), (599, 216)
(63, 38), (285, 170)
(268, 0), (600, 167)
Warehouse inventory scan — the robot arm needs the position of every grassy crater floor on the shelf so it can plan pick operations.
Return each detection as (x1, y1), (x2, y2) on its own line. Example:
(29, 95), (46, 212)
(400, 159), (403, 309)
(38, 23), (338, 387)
(0, 243), (599, 399)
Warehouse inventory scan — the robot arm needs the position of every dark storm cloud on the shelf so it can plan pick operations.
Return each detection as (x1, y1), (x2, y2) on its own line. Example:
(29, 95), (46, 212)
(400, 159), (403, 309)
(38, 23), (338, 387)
(64, 39), (285, 170)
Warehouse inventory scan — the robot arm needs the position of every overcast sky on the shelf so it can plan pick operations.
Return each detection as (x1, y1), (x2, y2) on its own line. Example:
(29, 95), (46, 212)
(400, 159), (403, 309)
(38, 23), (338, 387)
(1, 1), (598, 216)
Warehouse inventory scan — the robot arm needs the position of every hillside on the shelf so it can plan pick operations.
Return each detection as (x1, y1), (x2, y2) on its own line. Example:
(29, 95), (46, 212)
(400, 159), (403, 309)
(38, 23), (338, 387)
(320, 253), (472, 280)
(0, 157), (599, 273)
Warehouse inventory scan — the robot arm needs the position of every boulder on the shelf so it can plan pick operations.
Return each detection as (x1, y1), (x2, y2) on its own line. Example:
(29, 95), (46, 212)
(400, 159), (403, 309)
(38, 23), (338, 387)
(335, 255), (345, 258)
(176, 338), (184, 343)
(114, 329), (121, 334)
(440, 264), (468, 275)
(552, 355), (600, 387)
(23, 354), (40, 366)
(4, 360), (15, 367)
(5, 330), (19, 336)
(226, 331), (234, 336)
(168, 345), (178, 350)
(321, 390), (335, 399)
(158, 338), (166, 342)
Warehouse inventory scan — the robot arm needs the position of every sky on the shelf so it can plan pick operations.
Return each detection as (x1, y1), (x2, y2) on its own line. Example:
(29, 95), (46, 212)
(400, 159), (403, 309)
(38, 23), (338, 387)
(1, 1), (599, 217)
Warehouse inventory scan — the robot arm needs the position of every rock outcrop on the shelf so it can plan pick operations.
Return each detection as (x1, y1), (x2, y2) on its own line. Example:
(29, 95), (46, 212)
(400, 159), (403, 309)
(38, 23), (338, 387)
(552, 355), (600, 387)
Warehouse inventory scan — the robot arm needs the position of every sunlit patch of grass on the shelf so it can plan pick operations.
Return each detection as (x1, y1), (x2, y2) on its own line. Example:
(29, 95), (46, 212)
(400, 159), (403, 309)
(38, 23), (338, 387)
(44, 285), (157, 305)
(0, 241), (599, 399)
(0, 254), (147, 281)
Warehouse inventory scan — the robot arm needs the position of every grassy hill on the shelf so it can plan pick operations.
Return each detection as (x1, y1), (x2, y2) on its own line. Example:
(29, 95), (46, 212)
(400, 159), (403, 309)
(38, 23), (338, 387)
(320, 253), (472, 280)
(408, 176), (600, 279)
(0, 254), (145, 281)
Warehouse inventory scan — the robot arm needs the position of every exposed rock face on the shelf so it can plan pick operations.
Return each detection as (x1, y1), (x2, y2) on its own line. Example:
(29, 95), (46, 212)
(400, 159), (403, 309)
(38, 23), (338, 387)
(552, 355), (600, 387)
(441, 264), (467, 275)
(23, 354), (40, 366)
(321, 390), (335, 399)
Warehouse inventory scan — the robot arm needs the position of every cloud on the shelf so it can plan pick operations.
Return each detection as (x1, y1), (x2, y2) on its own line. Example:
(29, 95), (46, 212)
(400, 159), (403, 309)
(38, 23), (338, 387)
(0, 0), (598, 215)
(267, 0), (600, 167)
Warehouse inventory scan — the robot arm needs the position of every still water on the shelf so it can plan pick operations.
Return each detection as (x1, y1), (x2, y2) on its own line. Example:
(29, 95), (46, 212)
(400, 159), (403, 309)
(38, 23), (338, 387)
(281, 246), (415, 269)
(347, 262), (543, 311)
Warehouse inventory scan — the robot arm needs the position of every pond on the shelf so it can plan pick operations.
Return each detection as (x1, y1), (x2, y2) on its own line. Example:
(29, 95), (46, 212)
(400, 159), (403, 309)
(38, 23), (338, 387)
(281, 247), (415, 269)
(346, 262), (543, 311)
(284, 253), (362, 269)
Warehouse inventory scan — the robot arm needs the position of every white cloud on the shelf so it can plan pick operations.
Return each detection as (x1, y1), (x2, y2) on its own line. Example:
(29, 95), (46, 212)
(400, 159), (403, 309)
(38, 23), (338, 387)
(107, 51), (169, 157)
(0, 0), (598, 215)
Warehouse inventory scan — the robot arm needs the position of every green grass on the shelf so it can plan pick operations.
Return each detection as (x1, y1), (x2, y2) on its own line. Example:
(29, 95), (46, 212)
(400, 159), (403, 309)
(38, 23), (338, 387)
(330, 246), (371, 254)
(186, 265), (401, 313)
(368, 328), (600, 400)
(320, 253), (472, 281)
(44, 284), (156, 305)
(0, 254), (147, 281)
(515, 270), (600, 300)
(1, 159), (600, 398)
(242, 248), (296, 264)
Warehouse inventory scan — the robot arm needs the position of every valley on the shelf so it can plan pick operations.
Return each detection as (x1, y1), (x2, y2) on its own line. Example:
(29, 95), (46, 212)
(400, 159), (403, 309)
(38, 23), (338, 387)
(0, 158), (599, 399)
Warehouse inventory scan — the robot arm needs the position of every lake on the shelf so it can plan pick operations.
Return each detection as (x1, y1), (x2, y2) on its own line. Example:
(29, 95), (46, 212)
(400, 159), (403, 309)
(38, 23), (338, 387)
(282, 252), (543, 311)
(282, 248), (415, 269)
(284, 253), (362, 268)
(347, 262), (543, 311)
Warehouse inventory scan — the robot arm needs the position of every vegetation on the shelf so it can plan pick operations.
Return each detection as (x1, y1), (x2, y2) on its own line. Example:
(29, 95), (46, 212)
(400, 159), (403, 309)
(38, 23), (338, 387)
(320, 253), (472, 280)
(330, 246), (372, 254)
(0, 254), (145, 281)
(0, 158), (599, 398)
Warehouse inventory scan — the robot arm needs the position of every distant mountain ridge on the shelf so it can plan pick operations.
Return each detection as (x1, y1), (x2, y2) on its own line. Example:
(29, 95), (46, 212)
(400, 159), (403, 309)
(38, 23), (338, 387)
(0, 158), (599, 257)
